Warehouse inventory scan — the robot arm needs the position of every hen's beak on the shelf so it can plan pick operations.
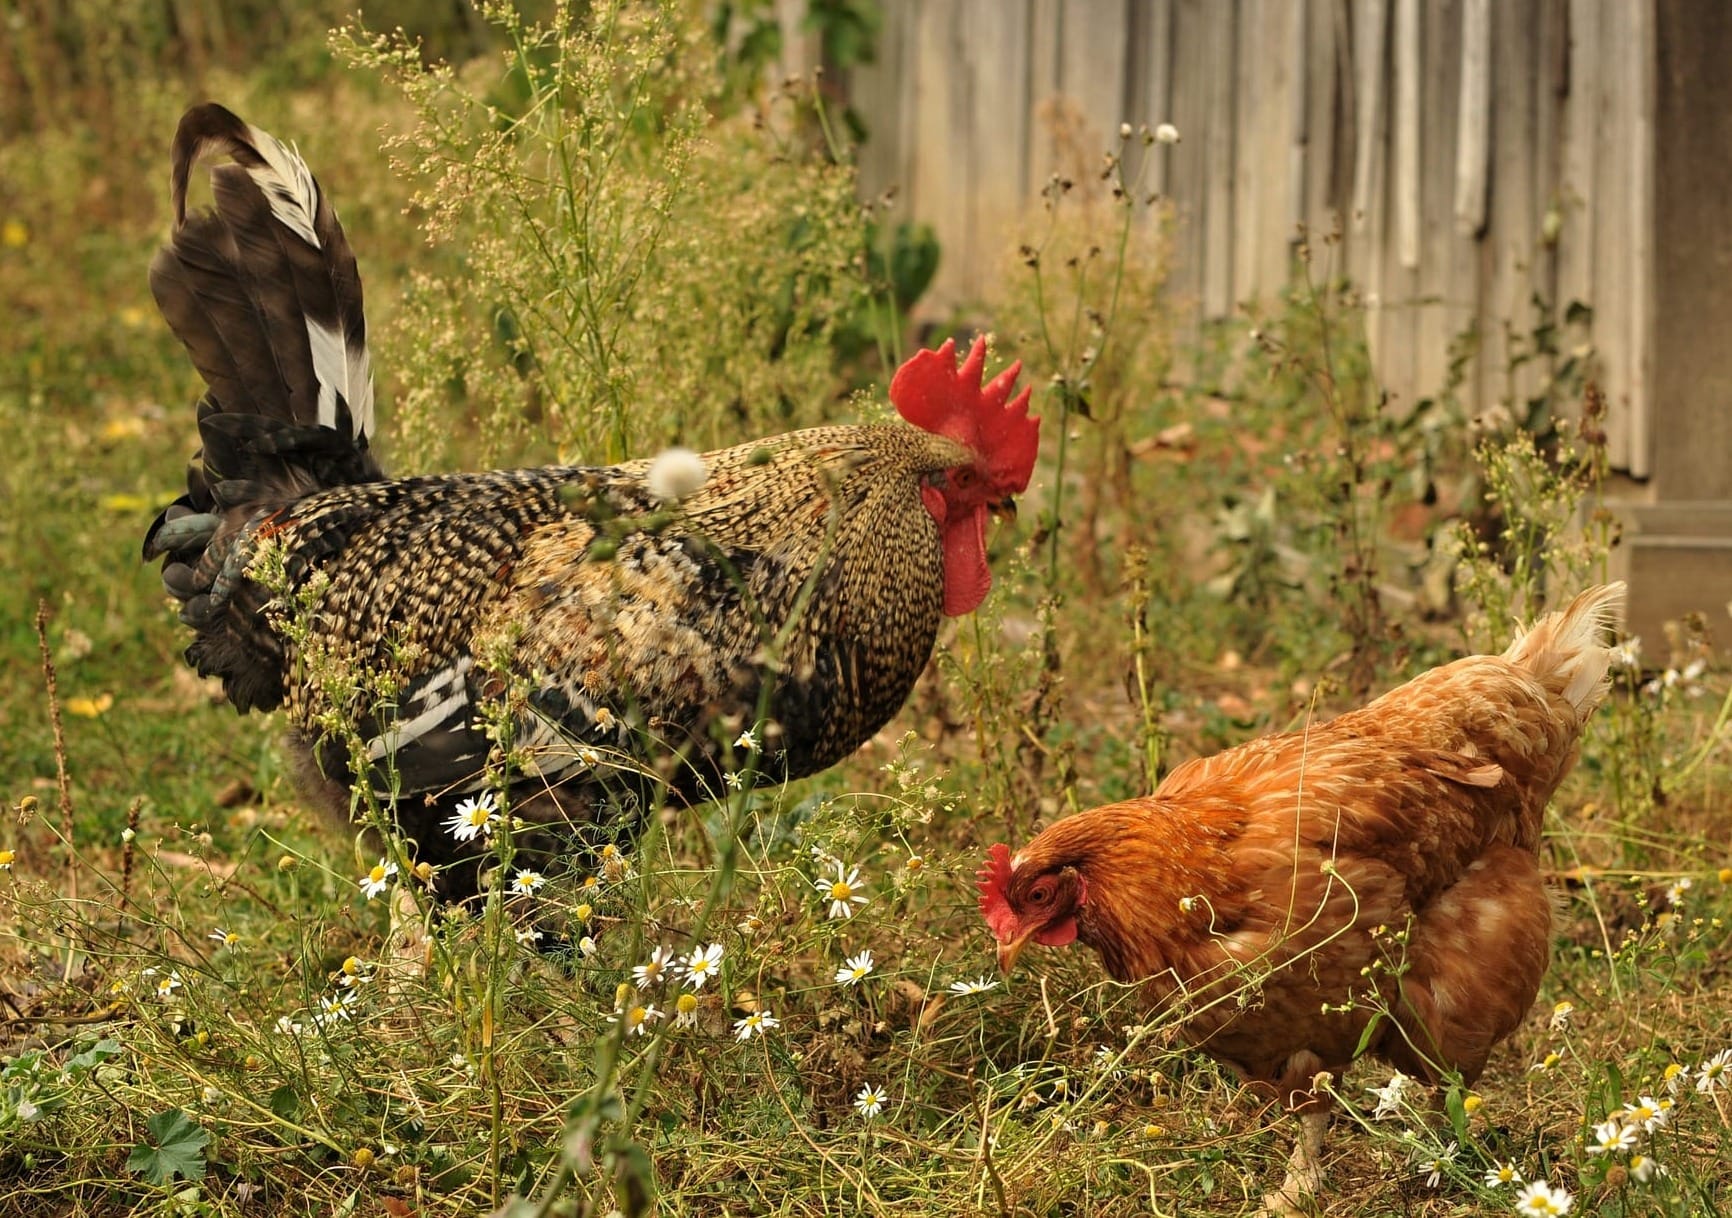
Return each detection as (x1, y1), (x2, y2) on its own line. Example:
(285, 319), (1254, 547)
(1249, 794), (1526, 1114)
(988, 497), (1017, 524)
(995, 927), (1037, 975)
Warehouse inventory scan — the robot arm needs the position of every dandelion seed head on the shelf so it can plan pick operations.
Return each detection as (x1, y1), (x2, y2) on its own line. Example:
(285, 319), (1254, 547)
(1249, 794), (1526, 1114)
(646, 447), (709, 502)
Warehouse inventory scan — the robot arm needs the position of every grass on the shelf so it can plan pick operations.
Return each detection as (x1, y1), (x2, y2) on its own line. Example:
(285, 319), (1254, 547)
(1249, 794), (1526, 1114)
(3, 3), (1732, 1215)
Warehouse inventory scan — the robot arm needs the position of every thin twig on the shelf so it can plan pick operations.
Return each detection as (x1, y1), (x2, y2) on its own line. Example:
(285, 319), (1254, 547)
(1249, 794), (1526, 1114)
(34, 601), (77, 909)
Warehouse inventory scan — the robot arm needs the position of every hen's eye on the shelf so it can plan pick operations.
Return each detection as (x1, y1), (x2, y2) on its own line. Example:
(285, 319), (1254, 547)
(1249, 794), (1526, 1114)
(1029, 882), (1052, 905)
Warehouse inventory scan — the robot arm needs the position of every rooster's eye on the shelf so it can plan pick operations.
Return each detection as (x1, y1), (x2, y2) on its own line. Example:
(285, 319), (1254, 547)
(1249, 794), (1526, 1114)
(952, 468), (976, 489)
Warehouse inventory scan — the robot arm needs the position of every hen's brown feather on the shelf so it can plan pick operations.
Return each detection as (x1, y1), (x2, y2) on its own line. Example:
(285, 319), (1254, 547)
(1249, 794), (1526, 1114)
(988, 584), (1622, 1105)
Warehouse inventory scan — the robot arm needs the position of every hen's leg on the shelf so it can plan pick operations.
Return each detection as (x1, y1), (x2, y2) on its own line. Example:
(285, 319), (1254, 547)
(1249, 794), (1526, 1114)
(1261, 1051), (1333, 1214)
(1262, 1107), (1329, 1214)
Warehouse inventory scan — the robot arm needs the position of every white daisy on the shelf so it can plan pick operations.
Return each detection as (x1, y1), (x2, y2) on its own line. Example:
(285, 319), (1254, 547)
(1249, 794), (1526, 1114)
(1663, 1061), (1689, 1095)
(1154, 122), (1180, 145)
(510, 869), (546, 896)
(1628, 1153), (1660, 1183)
(1367, 1071), (1412, 1120)
(835, 950), (875, 987)
(358, 857), (397, 900)
(683, 943), (724, 989)
(335, 955), (372, 987)
(208, 928), (237, 948)
(609, 1003), (661, 1036)
(1549, 1000), (1574, 1031)
(948, 976), (999, 996)
(673, 992), (700, 1029)
(1620, 1096), (1668, 1134)
(444, 792), (498, 843)
(315, 990), (356, 1027)
(1696, 1047), (1731, 1093)
(632, 946), (677, 989)
(1513, 1180), (1573, 1216)
(854, 1084), (888, 1119)
(816, 861), (868, 920)
(154, 970), (183, 1002)
(734, 727), (759, 752)
(1484, 1162), (1523, 1189)
(1413, 1141), (1457, 1188)
(733, 1010), (779, 1041)
(1586, 1118), (1636, 1156)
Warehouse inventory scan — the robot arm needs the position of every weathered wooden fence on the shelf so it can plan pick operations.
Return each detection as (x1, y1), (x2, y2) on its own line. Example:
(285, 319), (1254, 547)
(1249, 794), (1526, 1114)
(774, 0), (1732, 641)
(816, 0), (1656, 477)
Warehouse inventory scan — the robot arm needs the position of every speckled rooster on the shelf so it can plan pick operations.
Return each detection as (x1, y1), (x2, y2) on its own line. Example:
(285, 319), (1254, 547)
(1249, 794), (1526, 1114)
(144, 104), (1039, 897)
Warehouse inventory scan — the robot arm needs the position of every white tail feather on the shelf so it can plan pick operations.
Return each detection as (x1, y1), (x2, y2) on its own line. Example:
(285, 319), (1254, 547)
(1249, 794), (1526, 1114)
(244, 124), (322, 248)
(306, 318), (374, 440)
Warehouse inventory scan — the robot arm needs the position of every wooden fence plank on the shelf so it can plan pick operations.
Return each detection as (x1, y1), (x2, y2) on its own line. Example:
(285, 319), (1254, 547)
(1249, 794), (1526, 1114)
(834, 0), (1652, 479)
(1593, 0), (1634, 469)
(1201, 0), (1239, 317)
(1626, 0), (1653, 477)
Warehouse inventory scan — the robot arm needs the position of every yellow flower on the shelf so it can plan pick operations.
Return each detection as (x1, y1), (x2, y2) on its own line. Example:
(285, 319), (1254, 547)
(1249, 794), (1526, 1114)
(1718, 866), (1732, 884)
(100, 418), (145, 442)
(0, 849), (14, 870)
(1, 219), (27, 248)
(1463, 1093), (1483, 1115)
(66, 693), (114, 718)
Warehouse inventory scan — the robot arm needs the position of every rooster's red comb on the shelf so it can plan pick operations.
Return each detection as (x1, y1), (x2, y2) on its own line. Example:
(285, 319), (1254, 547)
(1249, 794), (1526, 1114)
(890, 337), (1040, 494)
(977, 843), (1018, 942)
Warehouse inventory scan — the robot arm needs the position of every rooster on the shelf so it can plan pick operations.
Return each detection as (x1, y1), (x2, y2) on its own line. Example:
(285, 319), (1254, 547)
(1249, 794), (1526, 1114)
(143, 104), (1039, 898)
(978, 583), (1623, 1211)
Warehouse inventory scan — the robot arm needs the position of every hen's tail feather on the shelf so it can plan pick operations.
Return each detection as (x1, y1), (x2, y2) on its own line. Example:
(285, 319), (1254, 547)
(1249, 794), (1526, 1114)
(1503, 582), (1626, 718)
(144, 103), (384, 711)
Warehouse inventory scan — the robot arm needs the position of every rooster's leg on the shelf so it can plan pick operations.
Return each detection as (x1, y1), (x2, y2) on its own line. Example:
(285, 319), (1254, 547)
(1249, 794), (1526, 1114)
(1261, 1107), (1328, 1215)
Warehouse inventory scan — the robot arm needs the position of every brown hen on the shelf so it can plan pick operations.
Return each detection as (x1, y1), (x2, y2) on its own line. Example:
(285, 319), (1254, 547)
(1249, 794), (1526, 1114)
(142, 104), (1038, 899)
(979, 583), (1623, 1210)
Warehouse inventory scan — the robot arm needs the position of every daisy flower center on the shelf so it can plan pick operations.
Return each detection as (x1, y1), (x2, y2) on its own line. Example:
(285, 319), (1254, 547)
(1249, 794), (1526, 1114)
(829, 880), (854, 901)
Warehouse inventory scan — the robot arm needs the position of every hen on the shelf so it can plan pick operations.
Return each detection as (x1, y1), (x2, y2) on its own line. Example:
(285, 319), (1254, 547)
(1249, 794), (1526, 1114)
(143, 104), (1039, 898)
(979, 583), (1623, 1210)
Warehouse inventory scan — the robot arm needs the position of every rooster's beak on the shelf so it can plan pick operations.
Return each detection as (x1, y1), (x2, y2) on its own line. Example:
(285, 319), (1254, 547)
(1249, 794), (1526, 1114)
(988, 497), (1017, 524)
(995, 927), (1037, 975)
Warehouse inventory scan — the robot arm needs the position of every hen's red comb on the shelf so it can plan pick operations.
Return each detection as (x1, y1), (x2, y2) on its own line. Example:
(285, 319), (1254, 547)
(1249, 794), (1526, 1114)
(977, 843), (1018, 942)
(890, 337), (1040, 493)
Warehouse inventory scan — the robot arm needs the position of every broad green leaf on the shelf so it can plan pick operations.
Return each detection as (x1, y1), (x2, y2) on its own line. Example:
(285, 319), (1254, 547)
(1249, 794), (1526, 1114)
(125, 1108), (209, 1185)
